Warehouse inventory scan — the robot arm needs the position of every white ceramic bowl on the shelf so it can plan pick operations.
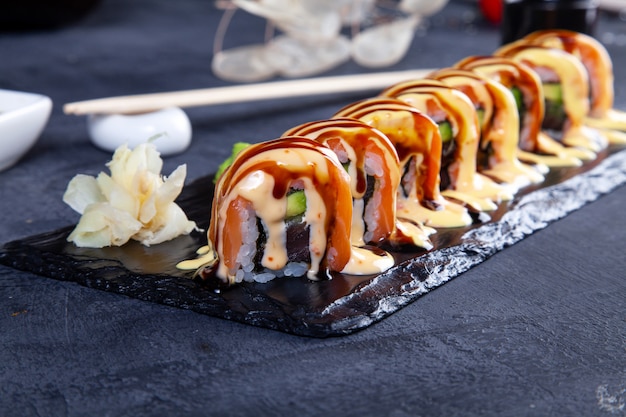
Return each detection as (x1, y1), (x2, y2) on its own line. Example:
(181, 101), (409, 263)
(0, 89), (53, 172)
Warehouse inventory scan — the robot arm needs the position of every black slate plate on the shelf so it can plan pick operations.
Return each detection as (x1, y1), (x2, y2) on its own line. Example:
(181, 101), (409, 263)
(1, 147), (625, 337)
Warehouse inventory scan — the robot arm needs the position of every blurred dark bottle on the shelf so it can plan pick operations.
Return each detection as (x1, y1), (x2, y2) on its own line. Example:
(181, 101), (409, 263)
(0, 0), (102, 31)
(501, 0), (599, 44)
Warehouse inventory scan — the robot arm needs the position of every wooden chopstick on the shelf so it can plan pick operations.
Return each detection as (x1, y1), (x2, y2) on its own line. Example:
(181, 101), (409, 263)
(63, 69), (433, 116)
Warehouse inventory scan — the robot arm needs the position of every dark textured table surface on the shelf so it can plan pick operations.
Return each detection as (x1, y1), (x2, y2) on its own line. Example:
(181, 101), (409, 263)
(1, 1), (625, 416)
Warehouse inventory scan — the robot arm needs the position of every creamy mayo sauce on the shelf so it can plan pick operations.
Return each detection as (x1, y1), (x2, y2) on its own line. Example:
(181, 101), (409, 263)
(517, 150), (580, 168)
(481, 161), (542, 192)
(301, 177), (330, 279)
(393, 219), (435, 250)
(341, 246), (395, 275)
(559, 125), (607, 153)
(176, 245), (217, 270)
(585, 112), (626, 140)
(396, 192), (472, 227)
(236, 171), (289, 271)
(441, 189), (497, 212)
(537, 132), (595, 161)
(350, 198), (366, 247)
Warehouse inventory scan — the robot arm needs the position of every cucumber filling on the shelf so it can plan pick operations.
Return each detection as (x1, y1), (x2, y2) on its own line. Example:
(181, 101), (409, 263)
(438, 120), (457, 161)
(542, 82), (563, 103)
(286, 189), (306, 219)
(541, 83), (566, 132)
(438, 120), (453, 144)
(511, 86), (524, 113)
(476, 108), (485, 129)
(510, 86), (526, 127)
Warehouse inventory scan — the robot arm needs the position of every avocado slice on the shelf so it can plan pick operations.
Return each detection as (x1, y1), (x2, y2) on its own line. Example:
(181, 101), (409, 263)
(286, 190), (306, 218)
(542, 83), (566, 131)
(438, 121), (453, 143)
(542, 83), (563, 104)
(213, 142), (251, 183)
(511, 86), (524, 112)
(476, 108), (485, 128)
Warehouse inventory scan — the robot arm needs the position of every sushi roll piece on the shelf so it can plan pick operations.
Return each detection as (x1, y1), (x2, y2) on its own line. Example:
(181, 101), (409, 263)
(381, 79), (513, 212)
(284, 118), (434, 250)
(429, 68), (544, 191)
(495, 43), (608, 153)
(200, 136), (385, 285)
(334, 97), (472, 228)
(456, 55), (592, 166)
(521, 29), (626, 143)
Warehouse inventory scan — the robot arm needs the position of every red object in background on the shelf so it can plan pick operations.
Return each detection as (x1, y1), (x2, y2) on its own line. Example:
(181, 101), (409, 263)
(480, 0), (503, 25)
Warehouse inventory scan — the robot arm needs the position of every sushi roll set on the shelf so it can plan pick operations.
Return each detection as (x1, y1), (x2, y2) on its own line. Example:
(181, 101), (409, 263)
(182, 29), (626, 288)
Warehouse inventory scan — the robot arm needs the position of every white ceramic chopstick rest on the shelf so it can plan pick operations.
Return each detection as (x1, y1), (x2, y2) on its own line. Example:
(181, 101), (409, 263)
(87, 107), (192, 156)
